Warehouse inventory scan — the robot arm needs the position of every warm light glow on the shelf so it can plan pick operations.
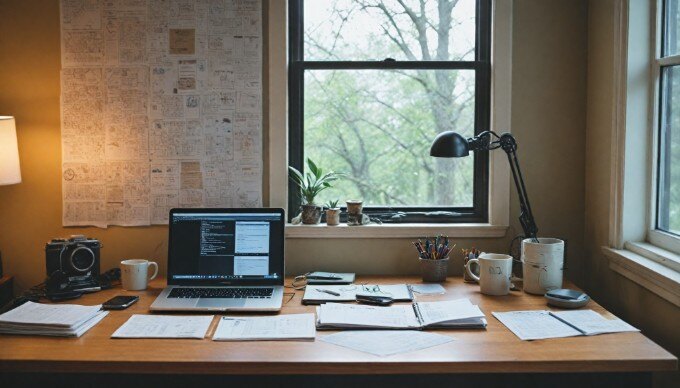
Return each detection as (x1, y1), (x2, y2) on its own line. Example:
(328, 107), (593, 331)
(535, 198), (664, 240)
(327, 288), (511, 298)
(0, 116), (22, 185)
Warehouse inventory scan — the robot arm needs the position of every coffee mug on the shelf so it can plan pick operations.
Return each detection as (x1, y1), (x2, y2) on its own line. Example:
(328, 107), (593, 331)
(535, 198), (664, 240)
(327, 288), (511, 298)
(121, 259), (158, 291)
(465, 253), (513, 296)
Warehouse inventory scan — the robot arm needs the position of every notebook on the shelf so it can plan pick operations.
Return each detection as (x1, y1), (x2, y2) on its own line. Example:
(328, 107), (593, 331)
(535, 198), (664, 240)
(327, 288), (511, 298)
(492, 309), (639, 341)
(302, 284), (413, 305)
(316, 299), (487, 330)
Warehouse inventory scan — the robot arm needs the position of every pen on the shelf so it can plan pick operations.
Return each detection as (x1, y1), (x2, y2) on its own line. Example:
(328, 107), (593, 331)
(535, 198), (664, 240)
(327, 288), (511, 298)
(316, 288), (340, 296)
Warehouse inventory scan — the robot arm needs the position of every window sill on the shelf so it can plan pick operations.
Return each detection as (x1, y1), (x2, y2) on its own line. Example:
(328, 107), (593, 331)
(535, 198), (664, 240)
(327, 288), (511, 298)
(602, 244), (680, 307)
(285, 223), (508, 239)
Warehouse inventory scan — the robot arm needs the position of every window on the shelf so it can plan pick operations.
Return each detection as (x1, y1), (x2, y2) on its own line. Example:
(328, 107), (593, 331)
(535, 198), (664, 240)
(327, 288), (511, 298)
(651, 0), (680, 253)
(288, 0), (491, 223)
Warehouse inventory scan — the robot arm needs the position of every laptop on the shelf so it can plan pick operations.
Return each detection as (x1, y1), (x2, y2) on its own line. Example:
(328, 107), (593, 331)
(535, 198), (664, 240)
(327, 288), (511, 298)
(150, 208), (285, 312)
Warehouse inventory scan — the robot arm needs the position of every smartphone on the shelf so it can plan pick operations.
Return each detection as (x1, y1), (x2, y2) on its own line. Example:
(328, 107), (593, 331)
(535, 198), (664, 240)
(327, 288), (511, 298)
(102, 295), (139, 310)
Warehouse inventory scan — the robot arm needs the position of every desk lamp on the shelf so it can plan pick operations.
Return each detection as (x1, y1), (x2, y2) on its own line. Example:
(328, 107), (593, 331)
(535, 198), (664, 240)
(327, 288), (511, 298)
(0, 116), (22, 276)
(430, 131), (539, 242)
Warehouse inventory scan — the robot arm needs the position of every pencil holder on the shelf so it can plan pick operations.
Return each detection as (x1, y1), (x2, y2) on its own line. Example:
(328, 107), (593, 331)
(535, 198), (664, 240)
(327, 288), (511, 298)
(419, 257), (449, 283)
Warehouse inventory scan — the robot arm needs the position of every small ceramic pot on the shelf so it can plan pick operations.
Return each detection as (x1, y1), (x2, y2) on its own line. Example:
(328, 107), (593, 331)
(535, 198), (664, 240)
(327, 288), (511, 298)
(346, 200), (363, 215)
(325, 208), (341, 226)
(300, 204), (323, 224)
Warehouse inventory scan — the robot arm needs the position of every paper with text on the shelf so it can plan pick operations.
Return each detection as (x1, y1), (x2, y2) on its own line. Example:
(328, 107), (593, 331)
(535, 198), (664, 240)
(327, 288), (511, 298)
(409, 284), (446, 295)
(416, 299), (485, 326)
(212, 313), (316, 341)
(317, 303), (421, 329)
(492, 311), (582, 340)
(112, 314), (213, 339)
(60, 0), (263, 227)
(0, 301), (103, 328)
(550, 310), (639, 336)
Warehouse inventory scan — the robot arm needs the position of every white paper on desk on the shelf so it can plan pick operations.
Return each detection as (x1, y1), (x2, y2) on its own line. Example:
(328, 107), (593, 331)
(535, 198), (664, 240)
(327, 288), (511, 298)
(112, 315), (213, 339)
(212, 313), (316, 341)
(409, 284), (446, 295)
(317, 303), (421, 329)
(303, 284), (412, 303)
(320, 330), (454, 357)
(0, 301), (103, 328)
(416, 299), (485, 326)
(550, 310), (639, 336)
(492, 310), (582, 341)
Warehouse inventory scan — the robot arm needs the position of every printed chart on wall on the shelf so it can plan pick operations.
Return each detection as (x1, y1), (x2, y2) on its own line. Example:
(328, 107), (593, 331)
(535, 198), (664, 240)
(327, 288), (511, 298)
(60, 0), (262, 227)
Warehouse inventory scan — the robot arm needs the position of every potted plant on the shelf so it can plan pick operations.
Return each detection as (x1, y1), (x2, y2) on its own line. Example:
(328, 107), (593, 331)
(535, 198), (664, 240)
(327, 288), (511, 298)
(325, 200), (341, 226)
(288, 159), (343, 224)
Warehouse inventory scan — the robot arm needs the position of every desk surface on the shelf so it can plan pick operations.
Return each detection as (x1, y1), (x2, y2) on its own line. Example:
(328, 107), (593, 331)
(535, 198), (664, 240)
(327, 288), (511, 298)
(0, 276), (676, 375)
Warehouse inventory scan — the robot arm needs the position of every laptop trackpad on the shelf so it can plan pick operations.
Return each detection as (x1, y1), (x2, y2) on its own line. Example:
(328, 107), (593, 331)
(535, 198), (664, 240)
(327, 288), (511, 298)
(196, 298), (246, 309)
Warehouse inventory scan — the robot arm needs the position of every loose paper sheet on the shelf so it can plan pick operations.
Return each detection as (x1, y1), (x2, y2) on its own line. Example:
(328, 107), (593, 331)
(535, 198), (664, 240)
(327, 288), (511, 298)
(492, 310), (583, 341)
(320, 330), (454, 357)
(212, 314), (316, 341)
(112, 314), (214, 339)
(60, 0), (263, 227)
(409, 284), (446, 295)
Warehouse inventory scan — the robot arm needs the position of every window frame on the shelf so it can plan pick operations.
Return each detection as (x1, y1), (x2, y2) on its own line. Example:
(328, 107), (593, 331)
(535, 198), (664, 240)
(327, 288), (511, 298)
(649, 0), (680, 255)
(287, 0), (492, 224)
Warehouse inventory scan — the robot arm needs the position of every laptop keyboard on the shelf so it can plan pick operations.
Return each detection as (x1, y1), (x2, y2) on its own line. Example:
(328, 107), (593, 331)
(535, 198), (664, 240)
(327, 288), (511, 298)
(168, 287), (274, 299)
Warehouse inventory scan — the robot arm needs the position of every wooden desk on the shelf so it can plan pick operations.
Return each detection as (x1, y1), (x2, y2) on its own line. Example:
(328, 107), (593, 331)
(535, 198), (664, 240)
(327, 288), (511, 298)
(0, 276), (676, 386)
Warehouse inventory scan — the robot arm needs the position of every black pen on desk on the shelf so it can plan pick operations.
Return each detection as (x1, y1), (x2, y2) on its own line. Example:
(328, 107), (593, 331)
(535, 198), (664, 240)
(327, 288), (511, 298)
(316, 288), (340, 296)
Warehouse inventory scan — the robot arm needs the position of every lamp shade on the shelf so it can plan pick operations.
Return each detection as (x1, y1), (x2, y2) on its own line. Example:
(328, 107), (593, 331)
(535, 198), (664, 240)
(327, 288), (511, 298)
(0, 116), (22, 185)
(429, 131), (470, 157)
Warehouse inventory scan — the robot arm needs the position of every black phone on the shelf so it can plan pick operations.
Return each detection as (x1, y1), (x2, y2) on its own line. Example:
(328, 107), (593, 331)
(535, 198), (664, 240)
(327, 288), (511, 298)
(102, 295), (139, 310)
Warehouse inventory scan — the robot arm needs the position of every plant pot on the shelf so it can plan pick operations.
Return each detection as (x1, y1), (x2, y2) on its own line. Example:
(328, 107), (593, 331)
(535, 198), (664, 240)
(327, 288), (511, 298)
(325, 208), (341, 226)
(346, 200), (363, 226)
(300, 204), (323, 224)
(419, 257), (449, 283)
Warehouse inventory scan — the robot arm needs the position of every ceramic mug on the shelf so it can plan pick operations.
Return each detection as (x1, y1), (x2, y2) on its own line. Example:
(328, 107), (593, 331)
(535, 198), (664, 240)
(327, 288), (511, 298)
(521, 238), (564, 295)
(465, 253), (513, 296)
(121, 259), (158, 291)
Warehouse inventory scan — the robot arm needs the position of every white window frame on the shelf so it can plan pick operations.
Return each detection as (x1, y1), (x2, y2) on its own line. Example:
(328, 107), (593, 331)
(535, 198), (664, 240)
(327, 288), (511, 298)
(603, 0), (680, 307)
(267, 0), (512, 239)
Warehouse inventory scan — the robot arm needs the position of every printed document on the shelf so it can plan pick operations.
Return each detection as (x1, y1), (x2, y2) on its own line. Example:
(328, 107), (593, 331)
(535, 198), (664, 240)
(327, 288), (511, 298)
(212, 313), (316, 341)
(493, 311), (582, 340)
(0, 302), (108, 337)
(320, 330), (454, 357)
(417, 299), (485, 327)
(550, 310), (638, 336)
(112, 315), (213, 339)
(493, 310), (638, 340)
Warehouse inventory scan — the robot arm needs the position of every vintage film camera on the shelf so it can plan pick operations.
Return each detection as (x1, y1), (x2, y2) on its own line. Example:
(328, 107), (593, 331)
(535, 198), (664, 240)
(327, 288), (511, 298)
(45, 235), (102, 294)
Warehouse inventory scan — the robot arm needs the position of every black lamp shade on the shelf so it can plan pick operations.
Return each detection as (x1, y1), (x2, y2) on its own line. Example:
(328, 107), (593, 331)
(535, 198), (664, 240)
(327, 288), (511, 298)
(429, 131), (470, 157)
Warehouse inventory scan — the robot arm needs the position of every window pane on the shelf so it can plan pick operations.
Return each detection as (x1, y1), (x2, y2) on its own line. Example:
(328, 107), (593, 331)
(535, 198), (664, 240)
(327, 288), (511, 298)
(664, 0), (680, 56)
(303, 69), (475, 208)
(658, 65), (680, 234)
(304, 0), (476, 61)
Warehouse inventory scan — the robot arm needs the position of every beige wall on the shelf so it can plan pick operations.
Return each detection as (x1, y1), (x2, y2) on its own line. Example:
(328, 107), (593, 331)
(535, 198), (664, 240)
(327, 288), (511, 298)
(0, 0), (587, 294)
(585, 1), (679, 386)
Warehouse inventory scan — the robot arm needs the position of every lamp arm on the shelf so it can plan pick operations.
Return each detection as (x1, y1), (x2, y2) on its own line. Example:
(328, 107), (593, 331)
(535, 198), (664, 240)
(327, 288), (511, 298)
(499, 134), (539, 242)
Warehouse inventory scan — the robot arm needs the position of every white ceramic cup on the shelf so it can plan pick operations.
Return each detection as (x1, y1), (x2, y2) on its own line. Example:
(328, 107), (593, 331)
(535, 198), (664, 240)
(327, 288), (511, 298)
(121, 259), (158, 291)
(465, 253), (513, 296)
(521, 238), (564, 295)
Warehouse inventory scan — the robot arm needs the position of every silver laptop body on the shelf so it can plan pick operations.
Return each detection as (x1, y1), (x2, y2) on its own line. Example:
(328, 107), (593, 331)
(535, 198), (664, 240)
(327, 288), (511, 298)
(151, 208), (285, 312)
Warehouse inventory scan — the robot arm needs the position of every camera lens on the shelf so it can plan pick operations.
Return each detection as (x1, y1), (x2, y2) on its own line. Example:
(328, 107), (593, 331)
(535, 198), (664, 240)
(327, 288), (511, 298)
(69, 246), (95, 273)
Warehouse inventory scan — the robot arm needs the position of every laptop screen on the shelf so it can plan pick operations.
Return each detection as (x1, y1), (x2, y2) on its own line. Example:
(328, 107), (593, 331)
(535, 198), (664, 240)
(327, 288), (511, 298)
(168, 209), (284, 285)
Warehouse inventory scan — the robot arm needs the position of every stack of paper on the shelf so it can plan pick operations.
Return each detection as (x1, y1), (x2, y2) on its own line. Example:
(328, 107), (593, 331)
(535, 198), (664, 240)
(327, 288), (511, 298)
(212, 313), (316, 341)
(492, 309), (639, 341)
(0, 301), (108, 337)
(112, 315), (214, 339)
(316, 299), (486, 330)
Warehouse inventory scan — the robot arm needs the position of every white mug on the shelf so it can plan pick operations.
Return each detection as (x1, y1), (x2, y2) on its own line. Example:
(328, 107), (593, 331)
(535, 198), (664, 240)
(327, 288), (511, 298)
(121, 259), (158, 291)
(465, 253), (513, 296)
(521, 238), (564, 295)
